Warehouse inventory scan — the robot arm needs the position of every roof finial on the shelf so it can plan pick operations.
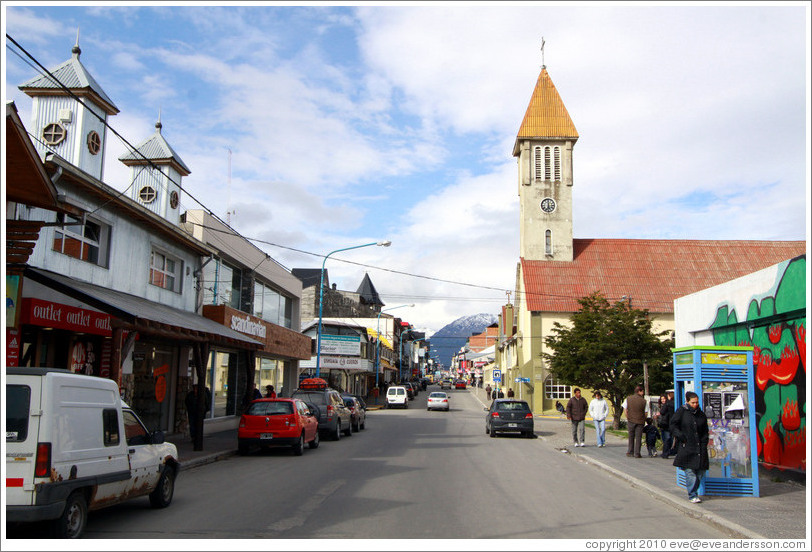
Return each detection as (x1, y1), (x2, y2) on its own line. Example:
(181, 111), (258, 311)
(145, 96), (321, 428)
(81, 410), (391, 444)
(540, 36), (546, 69)
(72, 26), (81, 57)
(155, 107), (162, 133)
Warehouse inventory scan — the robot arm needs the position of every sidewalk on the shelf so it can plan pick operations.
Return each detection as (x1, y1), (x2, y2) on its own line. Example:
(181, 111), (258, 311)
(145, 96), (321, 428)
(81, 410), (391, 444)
(172, 392), (807, 540)
(470, 388), (806, 540)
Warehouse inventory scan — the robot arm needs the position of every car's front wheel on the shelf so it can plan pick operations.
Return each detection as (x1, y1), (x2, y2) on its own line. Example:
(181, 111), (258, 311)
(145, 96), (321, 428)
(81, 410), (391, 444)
(149, 467), (176, 508)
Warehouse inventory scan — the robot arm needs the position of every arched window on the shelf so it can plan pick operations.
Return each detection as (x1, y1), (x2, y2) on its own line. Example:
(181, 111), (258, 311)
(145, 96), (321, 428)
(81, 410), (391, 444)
(553, 147), (561, 181)
(544, 147), (552, 180)
(545, 229), (552, 256)
(544, 375), (572, 399)
(533, 146), (543, 181)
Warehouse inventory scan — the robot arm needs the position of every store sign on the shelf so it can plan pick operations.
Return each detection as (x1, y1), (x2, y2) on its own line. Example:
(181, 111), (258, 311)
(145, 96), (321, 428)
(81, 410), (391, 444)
(301, 355), (369, 371)
(230, 313), (267, 339)
(21, 298), (112, 336)
(319, 334), (361, 356)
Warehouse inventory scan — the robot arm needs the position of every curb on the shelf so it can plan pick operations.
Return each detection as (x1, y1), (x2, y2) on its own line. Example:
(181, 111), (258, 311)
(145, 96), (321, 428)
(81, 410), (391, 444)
(179, 450), (237, 472)
(569, 452), (764, 539)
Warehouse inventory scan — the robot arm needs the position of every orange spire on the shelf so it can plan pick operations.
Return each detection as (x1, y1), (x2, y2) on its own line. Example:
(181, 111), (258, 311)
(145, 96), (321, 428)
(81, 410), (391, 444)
(515, 67), (578, 142)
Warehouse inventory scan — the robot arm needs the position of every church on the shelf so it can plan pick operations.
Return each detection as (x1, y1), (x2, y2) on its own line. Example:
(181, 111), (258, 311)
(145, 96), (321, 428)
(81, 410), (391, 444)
(499, 60), (805, 425)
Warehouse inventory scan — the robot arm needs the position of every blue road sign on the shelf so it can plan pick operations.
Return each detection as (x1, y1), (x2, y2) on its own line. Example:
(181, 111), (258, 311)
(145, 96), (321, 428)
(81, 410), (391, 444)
(493, 369), (501, 382)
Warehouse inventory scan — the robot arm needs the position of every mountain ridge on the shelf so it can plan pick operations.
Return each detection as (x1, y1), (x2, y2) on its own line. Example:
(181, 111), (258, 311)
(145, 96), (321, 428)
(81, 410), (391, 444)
(428, 313), (498, 371)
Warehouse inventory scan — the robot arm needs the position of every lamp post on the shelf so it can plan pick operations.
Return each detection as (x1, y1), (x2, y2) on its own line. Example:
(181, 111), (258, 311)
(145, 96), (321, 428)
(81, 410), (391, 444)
(316, 240), (391, 378)
(374, 304), (414, 391)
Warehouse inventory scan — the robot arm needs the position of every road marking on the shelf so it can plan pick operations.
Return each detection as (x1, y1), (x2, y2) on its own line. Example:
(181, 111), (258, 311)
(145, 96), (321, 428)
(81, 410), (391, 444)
(266, 479), (345, 532)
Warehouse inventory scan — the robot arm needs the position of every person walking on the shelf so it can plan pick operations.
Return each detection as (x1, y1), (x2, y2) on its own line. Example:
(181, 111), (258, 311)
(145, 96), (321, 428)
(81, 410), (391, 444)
(507, 388), (515, 398)
(670, 391), (710, 503)
(264, 385), (277, 398)
(566, 388), (589, 447)
(588, 391), (609, 447)
(485, 384), (492, 400)
(659, 390), (676, 459)
(623, 385), (648, 458)
(643, 417), (660, 457)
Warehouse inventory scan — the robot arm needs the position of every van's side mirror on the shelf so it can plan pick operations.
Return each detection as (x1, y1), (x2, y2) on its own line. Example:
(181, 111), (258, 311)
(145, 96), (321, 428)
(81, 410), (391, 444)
(483, 407), (489, 412)
(151, 430), (165, 444)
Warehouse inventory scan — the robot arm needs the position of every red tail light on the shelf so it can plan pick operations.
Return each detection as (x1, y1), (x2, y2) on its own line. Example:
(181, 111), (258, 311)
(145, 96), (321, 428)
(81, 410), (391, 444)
(525, 413), (534, 419)
(326, 405), (334, 419)
(239, 416), (246, 428)
(491, 412), (500, 418)
(35, 443), (51, 478)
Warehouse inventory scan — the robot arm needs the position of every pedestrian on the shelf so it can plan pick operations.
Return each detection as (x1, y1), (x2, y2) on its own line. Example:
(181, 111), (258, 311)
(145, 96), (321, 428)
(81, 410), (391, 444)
(588, 391), (609, 447)
(497, 388), (505, 398)
(566, 388), (589, 447)
(622, 385), (648, 458)
(659, 390), (675, 459)
(507, 388), (515, 398)
(252, 383), (262, 400)
(643, 417), (660, 457)
(485, 384), (492, 399)
(185, 383), (211, 442)
(264, 385), (276, 398)
(670, 391), (710, 503)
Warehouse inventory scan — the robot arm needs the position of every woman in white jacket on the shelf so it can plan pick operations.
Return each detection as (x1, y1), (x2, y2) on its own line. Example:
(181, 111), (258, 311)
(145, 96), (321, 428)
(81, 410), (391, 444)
(588, 391), (610, 447)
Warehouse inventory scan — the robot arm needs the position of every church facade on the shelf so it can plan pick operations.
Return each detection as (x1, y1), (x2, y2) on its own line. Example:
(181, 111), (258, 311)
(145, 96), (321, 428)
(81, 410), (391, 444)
(499, 61), (806, 444)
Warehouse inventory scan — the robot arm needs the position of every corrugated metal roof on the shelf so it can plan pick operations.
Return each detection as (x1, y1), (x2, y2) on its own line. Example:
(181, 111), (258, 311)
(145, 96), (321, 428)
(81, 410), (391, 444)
(516, 67), (578, 141)
(521, 239), (806, 314)
(18, 47), (119, 115)
(118, 123), (191, 175)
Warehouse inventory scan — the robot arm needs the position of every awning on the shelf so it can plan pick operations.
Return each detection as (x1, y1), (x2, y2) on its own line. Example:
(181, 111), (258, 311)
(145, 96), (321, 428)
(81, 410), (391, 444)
(366, 328), (393, 349)
(24, 267), (262, 349)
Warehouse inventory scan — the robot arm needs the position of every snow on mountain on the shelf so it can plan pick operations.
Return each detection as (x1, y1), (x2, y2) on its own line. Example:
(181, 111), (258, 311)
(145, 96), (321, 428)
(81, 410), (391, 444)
(428, 313), (498, 371)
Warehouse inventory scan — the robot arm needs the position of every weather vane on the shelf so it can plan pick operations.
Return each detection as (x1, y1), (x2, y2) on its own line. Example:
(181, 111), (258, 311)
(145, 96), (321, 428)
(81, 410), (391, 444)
(541, 36), (546, 69)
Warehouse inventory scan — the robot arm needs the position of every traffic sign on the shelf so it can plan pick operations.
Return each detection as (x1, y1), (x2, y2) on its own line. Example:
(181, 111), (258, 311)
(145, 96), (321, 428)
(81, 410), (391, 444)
(493, 369), (501, 382)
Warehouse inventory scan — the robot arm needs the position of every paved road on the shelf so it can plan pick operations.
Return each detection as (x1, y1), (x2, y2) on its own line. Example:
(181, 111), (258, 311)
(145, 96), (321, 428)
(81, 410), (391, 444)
(9, 386), (732, 540)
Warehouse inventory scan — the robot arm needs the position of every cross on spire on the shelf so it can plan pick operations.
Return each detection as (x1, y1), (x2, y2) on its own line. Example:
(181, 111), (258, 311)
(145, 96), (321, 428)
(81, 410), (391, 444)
(540, 36), (546, 69)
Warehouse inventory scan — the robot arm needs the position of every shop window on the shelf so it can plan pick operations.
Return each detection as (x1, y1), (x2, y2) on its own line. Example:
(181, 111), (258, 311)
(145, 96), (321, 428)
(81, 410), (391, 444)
(206, 350), (237, 418)
(53, 213), (110, 267)
(149, 249), (182, 293)
(544, 375), (571, 399)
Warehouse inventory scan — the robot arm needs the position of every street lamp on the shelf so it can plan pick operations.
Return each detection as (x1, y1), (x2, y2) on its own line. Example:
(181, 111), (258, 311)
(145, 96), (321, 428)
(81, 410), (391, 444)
(316, 240), (391, 377)
(375, 304), (414, 389)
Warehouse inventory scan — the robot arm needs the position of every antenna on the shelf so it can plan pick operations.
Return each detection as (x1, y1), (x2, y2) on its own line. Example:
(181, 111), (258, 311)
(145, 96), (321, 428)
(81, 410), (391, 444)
(226, 148), (235, 224)
(540, 36), (546, 69)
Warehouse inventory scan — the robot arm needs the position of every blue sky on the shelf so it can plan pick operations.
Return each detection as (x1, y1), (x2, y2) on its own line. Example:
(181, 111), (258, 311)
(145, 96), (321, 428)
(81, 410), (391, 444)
(3, 3), (809, 334)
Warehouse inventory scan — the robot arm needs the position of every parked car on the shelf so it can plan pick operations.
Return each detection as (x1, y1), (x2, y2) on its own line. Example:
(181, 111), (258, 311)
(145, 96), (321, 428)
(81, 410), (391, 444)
(427, 391), (450, 411)
(238, 398), (319, 456)
(341, 394), (366, 431)
(386, 385), (409, 408)
(455, 380), (467, 390)
(485, 399), (535, 438)
(400, 382), (415, 400)
(6, 367), (179, 538)
(290, 378), (352, 440)
(440, 379), (452, 390)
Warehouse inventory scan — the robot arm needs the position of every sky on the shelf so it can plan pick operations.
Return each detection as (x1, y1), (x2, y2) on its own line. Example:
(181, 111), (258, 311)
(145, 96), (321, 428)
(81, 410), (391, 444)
(3, 2), (810, 337)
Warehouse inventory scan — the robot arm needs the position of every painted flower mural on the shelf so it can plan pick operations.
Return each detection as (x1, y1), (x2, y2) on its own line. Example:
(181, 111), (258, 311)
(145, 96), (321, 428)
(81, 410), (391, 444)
(710, 256), (806, 472)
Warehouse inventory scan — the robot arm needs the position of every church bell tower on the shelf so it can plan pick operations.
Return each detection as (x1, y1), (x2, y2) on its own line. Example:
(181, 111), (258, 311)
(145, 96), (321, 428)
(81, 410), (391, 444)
(513, 59), (578, 262)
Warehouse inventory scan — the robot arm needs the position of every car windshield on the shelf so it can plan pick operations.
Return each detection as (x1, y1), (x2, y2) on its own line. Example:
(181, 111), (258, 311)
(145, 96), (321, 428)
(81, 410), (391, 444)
(496, 401), (530, 411)
(429, 392), (446, 398)
(247, 401), (293, 415)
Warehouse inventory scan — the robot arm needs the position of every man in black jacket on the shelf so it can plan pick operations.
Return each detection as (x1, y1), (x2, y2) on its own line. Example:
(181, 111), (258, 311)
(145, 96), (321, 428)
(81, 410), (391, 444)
(670, 391), (709, 503)
(659, 390), (675, 459)
(566, 388), (589, 447)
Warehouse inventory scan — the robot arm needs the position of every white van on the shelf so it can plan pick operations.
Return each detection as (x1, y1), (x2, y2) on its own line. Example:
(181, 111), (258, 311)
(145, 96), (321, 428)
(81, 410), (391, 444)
(386, 386), (409, 409)
(6, 367), (180, 538)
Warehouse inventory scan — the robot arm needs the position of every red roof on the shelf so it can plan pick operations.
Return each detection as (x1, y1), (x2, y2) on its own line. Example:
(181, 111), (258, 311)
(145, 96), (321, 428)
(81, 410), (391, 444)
(521, 239), (806, 314)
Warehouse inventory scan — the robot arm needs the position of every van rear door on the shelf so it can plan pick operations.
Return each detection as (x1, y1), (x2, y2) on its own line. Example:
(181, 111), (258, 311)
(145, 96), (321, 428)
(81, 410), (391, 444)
(6, 376), (42, 506)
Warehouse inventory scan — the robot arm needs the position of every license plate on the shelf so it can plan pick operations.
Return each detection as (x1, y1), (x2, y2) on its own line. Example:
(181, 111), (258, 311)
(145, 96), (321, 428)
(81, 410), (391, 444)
(260, 433), (273, 439)
(508, 423), (517, 428)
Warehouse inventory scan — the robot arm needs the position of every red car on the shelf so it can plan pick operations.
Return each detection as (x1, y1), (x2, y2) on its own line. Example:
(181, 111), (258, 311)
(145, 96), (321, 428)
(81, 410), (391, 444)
(238, 398), (319, 456)
(455, 380), (467, 389)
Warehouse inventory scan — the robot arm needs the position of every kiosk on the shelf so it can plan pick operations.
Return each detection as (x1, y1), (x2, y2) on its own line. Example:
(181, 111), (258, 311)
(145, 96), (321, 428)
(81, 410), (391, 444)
(672, 345), (759, 497)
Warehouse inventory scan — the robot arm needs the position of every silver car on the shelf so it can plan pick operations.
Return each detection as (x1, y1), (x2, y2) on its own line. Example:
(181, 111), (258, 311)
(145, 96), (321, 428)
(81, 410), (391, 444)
(427, 391), (450, 411)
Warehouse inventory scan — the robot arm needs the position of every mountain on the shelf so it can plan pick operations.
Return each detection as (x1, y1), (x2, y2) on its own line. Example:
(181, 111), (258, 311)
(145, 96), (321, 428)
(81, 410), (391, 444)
(428, 313), (498, 371)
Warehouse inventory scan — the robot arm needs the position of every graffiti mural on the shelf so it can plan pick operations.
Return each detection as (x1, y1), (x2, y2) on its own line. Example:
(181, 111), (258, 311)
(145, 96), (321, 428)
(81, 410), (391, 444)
(708, 256), (806, 472)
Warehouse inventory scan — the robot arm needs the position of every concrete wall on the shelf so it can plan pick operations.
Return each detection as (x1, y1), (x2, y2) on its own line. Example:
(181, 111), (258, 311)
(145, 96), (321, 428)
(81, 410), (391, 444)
(674, 256), (806, 472)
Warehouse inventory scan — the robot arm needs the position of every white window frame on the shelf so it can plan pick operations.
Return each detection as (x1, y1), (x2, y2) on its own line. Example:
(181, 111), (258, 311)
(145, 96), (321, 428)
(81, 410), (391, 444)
(545, 375), (572, 399)
(53, 213), (110, 267)
(149, 248), (182, 293)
